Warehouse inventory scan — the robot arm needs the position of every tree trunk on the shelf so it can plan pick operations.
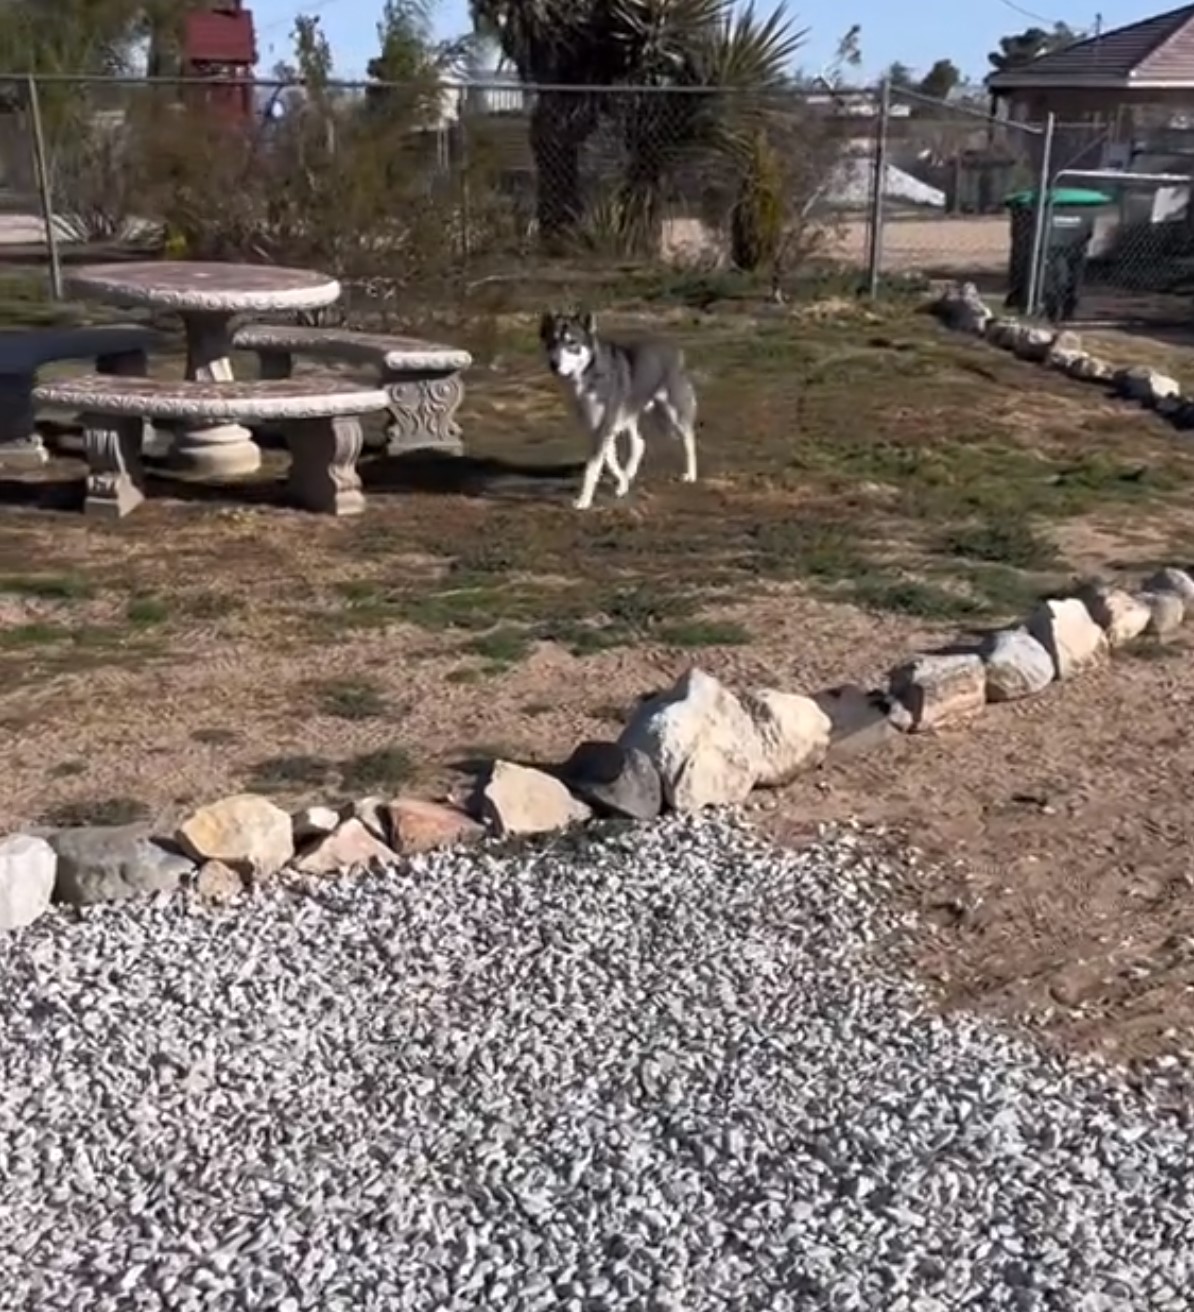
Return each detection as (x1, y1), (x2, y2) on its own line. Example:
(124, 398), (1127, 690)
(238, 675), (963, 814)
(530, 92), (594, 252)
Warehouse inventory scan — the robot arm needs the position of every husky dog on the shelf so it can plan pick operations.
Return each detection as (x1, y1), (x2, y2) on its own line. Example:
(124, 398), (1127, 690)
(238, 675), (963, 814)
(539, 310), (698, 510)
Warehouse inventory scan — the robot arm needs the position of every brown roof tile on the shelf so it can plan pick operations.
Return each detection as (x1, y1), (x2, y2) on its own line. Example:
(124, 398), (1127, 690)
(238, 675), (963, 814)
(987, 3), (1194, 88)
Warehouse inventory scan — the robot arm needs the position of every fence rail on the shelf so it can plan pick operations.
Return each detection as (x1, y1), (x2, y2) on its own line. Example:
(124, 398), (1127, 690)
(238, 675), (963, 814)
(0, 71), (1189, 324)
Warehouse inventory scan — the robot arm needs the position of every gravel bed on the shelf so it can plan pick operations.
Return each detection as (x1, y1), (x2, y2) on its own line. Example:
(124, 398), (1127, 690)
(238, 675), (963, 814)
(0, 815), (1191, 1312)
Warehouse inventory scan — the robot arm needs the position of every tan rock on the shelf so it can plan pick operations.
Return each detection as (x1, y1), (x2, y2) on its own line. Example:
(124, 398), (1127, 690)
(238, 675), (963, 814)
(1078, 585), (1151, 647)
(387, 797), (484, 854)
(740, 690), (832, 786)
(1136, 589), (1185, 640)
(176, 794), (294, 878)
(888, 653), (985, 733)
(293, 818), (397, 876)
(480, 761), (592, 837)
(1026, 598), (1109, 680)
(195, 860), (245, 904)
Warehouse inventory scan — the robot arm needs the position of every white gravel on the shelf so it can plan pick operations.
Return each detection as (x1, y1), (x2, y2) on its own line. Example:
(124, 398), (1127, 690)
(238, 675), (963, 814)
(0, 815), (1191, 1312)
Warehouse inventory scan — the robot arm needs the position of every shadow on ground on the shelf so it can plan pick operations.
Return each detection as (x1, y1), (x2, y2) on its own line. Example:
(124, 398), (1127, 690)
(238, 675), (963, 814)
(0, 450), (589, 515)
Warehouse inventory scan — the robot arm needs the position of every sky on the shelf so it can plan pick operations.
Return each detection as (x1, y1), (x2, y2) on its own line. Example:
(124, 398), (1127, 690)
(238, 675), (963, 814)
(247, 0), (1178, 84)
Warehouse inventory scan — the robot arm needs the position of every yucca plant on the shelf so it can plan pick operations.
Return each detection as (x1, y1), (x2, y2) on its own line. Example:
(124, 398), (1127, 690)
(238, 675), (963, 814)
(471, 0), (805, 252)
(730, 125), (784, 271)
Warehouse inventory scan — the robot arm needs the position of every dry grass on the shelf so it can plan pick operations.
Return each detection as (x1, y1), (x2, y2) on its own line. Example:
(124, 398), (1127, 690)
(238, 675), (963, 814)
(2, 293), (1194, 828)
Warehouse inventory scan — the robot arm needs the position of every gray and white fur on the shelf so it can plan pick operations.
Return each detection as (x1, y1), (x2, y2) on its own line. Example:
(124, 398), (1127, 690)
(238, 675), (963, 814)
(539, 310), (698, 510)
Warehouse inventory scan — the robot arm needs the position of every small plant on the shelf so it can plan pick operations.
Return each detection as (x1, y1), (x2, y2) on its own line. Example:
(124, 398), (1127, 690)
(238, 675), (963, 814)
(0, 573), (93, 601)
(340, 747), (415, 794)
(314, 677), (389, 721)
(191, 727), (241, 746)
(40, 796), (150, 827)
(246, 755), (337, 791)
(126, 596), (171, 626)
(464, 627), (534, 666)
(656, 619), (752, 648)
(731, 129), (784, 273)
(942, 520), (1059, 570)
(0, 623), (66, 648)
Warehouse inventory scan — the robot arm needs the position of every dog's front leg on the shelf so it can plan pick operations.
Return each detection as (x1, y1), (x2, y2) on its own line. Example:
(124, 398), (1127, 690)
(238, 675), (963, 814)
(573, 420), (620, 510)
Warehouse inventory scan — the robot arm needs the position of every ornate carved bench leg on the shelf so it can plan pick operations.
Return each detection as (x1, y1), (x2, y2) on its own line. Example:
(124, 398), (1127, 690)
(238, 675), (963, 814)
(82, 412), (146, 519)
(382, 370), (465, 457)
(285, 415), (366, 516)
(0, 371), (47, 467)
(94, 348), (164, 457)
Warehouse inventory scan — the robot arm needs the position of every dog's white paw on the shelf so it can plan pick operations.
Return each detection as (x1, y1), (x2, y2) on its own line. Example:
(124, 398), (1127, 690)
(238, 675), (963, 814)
(572, 497), (593, 511)
(681, 471), (698, 484)
(615, 483), (631, 498)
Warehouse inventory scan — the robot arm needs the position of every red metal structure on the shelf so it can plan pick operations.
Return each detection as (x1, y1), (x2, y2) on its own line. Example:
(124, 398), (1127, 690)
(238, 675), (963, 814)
(181, 2), (259, 123)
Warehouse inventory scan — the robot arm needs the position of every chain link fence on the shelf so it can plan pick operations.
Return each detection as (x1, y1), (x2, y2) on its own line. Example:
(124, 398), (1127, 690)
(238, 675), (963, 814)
(0, 71), (1192, 325)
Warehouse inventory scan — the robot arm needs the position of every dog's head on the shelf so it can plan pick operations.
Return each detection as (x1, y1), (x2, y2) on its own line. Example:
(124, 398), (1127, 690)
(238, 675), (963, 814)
(539, 310), (596, 379)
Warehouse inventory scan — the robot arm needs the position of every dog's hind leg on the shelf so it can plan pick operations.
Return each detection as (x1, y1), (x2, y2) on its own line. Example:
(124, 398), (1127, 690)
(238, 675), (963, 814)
(658, 396), (698, 484)
(619, 420), (645, 494)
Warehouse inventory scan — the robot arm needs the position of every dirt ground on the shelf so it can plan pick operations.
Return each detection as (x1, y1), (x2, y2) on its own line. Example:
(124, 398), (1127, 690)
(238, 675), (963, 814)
(831, 213), (1010, 275)
(5, 293), (1194, 1074)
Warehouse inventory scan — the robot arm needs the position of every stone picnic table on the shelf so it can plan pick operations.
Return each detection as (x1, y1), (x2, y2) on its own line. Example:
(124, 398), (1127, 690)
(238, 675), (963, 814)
(63, 261), (341, 477)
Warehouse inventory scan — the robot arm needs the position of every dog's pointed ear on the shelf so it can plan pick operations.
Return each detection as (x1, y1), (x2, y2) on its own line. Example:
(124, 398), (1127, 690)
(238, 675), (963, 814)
(580, 309), (596, 334)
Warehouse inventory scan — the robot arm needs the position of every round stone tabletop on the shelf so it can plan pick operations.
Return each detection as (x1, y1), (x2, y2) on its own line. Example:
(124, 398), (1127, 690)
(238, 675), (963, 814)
(64, 261), (342, 315)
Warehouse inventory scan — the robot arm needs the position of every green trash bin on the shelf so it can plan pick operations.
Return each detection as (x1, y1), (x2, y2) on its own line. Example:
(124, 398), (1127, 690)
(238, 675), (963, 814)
(1005, 187), (1112, 320)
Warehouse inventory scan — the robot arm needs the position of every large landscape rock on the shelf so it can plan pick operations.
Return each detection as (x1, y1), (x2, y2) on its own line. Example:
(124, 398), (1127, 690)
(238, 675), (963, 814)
(618, 668), (760, 811)
(740, 690), (832, 786)
(176, 794), (295, 879)
(1026, 598), (1109, 680)
(386, 797), (485, 853)
(0, 833), (56, 931)
(49, 824), (195, 906)
(1113, 365), (1181, 406)
(1136, 589), (1185, 640)
(888, 653), (986, 732)
(481, 762), (592, 837)
(1078, 585), (1151, 647)
(980, 628), (1054, 702)
(557, 741), (663, 821)
(932, 281), (992, 335)
(1065, 353), (1115, 384)
(293, 818), (397, 876)
(1011, 325), (1056, 363)
(1143, 567), (1194, 607)
(811, 684), (905, 759)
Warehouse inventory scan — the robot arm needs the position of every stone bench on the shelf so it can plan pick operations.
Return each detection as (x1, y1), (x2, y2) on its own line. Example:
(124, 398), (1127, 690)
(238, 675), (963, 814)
(231, 323), (472, 456)
(30, 375), (390, 519)
(0, 323), (162, 467)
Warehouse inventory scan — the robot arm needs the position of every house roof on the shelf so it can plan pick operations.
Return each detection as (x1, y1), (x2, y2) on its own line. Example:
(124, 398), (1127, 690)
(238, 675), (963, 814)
(987, 3), (1194, 90)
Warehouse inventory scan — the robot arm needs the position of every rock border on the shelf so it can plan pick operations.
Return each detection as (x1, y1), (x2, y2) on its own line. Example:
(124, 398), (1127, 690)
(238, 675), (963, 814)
(2, 560), (1191, 932)
(928, 280), (1194, 425)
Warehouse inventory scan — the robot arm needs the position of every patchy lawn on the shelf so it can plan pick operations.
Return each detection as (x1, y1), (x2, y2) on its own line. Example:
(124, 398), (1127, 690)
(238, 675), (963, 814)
(2, 294), (1194, 831)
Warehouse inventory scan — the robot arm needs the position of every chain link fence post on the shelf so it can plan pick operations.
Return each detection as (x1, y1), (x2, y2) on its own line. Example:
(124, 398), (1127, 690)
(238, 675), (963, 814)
(25, 73), (62, 301)
(864, 78), (890, 298)
(1025, 111), (1056, 318)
